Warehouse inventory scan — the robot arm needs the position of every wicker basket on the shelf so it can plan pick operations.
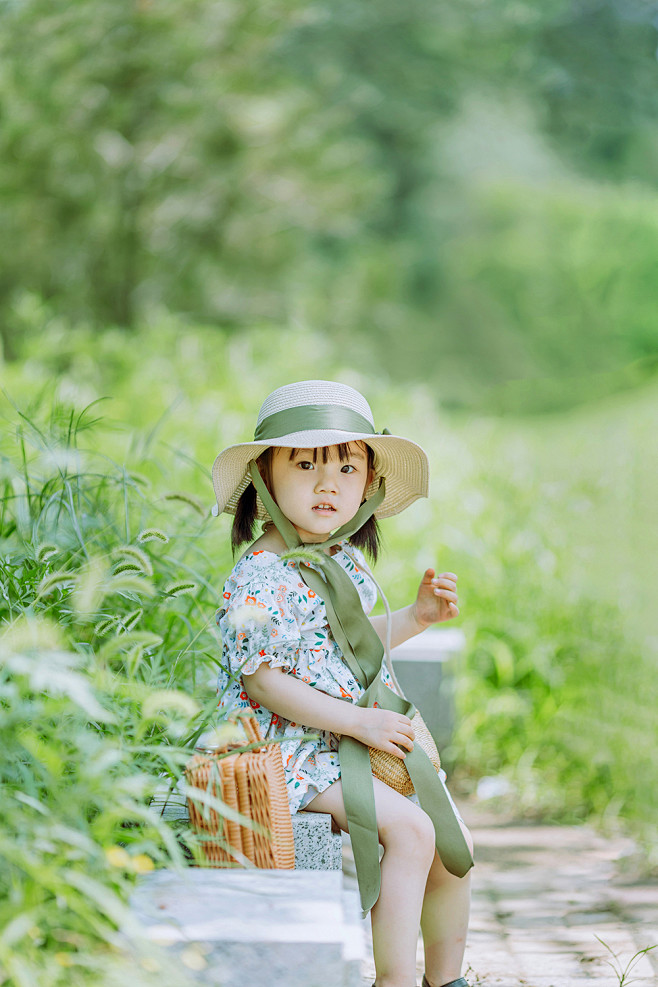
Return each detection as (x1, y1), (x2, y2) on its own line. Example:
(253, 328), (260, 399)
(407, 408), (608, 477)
(185, 712), (295, 869)
(369, 710), (441, 797)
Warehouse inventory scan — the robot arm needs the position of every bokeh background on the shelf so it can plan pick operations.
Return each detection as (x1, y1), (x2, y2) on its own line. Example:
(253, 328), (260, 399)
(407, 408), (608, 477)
(1, 1), (658, 982)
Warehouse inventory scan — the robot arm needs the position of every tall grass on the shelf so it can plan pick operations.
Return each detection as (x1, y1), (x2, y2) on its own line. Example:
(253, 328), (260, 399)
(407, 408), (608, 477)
(0, 397), (231, 986)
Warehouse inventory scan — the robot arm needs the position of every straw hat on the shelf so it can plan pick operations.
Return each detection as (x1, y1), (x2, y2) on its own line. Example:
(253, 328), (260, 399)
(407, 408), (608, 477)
(211, 380), (429, 521)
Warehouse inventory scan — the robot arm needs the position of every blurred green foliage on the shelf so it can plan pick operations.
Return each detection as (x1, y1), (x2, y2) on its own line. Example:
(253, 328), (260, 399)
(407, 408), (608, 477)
(1, 0), (658, 408)
(2, 318), (657, 981)
(0, 392), (232, 985)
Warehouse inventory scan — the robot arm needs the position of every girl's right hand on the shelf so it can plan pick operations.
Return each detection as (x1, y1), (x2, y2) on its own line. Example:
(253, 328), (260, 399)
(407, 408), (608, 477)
(352, 707), (415, 759)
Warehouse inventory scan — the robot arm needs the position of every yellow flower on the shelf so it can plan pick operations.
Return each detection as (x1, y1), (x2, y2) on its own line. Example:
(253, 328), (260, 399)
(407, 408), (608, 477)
(132, 854), (155, 874)
(55, 953), (75, 967)
(105, 846), (131, 868)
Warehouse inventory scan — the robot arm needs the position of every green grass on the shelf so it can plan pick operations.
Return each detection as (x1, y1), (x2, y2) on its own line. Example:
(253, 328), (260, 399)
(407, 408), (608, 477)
(1, 317), (657, 983)
(0, 395), (234, 986)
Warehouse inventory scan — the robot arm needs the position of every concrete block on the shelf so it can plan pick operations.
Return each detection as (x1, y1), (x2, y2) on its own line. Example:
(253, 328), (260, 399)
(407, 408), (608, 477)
(130, 868), (364, 987)
(391, 627), (465, 748)
(292, 811), (342, 870)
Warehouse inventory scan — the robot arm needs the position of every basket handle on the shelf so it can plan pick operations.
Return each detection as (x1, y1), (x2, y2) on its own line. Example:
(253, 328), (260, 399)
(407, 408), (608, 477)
(237, 711), (264, 747)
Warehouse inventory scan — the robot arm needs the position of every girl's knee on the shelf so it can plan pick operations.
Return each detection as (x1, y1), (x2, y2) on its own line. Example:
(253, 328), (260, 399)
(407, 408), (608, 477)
(381, 804), (436, 863)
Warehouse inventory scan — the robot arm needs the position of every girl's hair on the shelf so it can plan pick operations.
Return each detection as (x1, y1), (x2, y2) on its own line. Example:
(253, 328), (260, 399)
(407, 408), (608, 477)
(232, 444), (381, 561)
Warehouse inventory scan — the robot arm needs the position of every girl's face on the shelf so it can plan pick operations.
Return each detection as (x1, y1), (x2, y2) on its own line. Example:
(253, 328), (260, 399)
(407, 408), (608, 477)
(267, 442), (374, 543)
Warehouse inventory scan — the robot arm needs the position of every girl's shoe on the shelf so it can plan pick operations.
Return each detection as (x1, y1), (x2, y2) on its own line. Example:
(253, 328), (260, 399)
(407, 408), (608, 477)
(371, 979), (469, 987)
(422, 978), (469, 987)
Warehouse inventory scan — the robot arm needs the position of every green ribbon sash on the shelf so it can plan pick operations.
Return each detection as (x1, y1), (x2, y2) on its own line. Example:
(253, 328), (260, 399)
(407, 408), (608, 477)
(247, 461), (473, 911)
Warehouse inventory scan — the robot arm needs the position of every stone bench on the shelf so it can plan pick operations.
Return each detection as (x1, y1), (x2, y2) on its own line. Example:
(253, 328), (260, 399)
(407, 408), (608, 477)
(391, 626), (465, 749)
(151, 785), (343, 870)
(137, 629), (465, 984)
(129, 868), (364, 987)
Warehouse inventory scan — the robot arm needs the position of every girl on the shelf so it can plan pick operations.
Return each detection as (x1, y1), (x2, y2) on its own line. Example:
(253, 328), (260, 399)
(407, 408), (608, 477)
(212, 380), (474, 987)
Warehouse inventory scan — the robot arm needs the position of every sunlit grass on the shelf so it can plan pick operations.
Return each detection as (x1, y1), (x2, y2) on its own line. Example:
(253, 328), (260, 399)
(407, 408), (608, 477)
(0, 394), (234, 986)
(1, 318), (657, 983)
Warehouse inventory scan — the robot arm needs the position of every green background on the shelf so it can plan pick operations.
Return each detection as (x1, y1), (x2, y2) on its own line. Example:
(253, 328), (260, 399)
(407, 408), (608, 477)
(1, 1), (657, 982)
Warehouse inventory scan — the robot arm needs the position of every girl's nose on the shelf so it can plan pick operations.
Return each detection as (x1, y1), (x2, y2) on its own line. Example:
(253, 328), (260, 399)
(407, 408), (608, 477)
(315, 467), (338, 493)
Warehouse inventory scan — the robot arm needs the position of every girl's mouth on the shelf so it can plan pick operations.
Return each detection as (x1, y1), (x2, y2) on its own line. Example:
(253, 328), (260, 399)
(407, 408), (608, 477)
(313, 504), (336, 513)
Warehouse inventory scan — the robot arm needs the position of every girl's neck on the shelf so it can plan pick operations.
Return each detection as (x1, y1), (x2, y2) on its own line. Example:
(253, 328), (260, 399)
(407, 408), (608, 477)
(243, 523), (344, 560)
(245, 524), (287, 558)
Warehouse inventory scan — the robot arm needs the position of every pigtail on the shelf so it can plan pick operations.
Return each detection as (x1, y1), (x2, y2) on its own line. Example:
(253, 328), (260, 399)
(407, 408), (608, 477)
(350, 515), (381, 563)
(231, 482), (258, 554)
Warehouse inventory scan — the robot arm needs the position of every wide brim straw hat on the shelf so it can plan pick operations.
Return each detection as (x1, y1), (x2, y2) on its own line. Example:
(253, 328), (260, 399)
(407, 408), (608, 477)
(211, 380), (429, 522)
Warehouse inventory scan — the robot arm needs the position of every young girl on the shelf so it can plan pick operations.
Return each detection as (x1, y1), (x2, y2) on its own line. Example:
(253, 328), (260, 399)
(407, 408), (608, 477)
(212, 380), (474, 987)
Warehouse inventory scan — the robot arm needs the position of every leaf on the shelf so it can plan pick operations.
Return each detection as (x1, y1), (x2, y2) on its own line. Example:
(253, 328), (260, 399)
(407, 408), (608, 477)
(0, 912), (38, 947)
(13, 792), (50, 816)
(62, 870), (130, 927)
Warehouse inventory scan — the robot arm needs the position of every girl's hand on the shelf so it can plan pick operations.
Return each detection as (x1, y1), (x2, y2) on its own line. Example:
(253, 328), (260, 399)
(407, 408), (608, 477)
(413, 568), (459, 628)
(352, 707), (415, 759)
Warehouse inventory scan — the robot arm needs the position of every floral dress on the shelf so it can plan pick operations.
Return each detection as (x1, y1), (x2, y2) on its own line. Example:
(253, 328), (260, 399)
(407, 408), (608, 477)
(216, 541), (394, 813)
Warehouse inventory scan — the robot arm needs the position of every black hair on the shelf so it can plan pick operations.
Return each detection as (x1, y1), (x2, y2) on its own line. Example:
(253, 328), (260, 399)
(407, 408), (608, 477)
(231, 444), (381, 561)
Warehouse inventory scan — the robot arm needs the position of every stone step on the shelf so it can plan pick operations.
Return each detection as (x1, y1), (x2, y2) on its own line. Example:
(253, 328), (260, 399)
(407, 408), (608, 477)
(130, 868), (364, 987)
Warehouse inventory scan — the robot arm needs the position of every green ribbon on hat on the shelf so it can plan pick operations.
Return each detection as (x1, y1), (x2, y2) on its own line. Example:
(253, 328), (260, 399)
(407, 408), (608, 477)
(247, 462), (473, 913)
(254, 404), (375, 441)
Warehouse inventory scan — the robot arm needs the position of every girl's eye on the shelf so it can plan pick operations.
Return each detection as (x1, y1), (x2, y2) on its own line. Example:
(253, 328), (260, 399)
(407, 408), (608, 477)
(341, 464), (356, 474)
(297, 461), (314, 471)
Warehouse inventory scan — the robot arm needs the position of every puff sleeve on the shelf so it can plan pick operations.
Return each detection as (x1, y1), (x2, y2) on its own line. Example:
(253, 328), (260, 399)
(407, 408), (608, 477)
(218, 575), (303, 678)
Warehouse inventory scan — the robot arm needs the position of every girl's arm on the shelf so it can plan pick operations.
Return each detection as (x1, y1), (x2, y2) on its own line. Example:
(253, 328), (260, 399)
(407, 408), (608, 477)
(369, 605), (426, 650)
(369, 568), (459, 649)
(243, 663), (414, 759)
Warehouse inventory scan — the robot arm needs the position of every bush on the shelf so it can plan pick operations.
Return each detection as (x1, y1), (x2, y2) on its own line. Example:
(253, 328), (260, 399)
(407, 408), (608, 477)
(0, 398), (228, 985)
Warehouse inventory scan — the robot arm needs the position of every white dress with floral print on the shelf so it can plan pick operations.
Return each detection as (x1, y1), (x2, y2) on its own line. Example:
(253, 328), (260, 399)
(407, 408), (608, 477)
(216, 541), (393, 813)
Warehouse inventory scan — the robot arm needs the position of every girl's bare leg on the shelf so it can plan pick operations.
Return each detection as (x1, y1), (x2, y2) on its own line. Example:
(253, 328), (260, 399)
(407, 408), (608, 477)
(305, 778), (436, 987)
(421, 821), (473, 987)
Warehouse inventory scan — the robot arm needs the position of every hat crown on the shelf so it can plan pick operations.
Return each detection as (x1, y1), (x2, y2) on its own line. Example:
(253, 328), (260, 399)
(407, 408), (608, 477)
(256, 380), (375, 431)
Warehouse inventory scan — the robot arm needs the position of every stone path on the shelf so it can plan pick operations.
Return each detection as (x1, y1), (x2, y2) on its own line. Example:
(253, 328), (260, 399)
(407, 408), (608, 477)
(344, 801), (658, 987)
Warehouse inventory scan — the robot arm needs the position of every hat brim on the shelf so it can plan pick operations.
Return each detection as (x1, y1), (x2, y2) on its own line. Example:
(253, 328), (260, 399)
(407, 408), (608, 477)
(211, 428), (429, 521)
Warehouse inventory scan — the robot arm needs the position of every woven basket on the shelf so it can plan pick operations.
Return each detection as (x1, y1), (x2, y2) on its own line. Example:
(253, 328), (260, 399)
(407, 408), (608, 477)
(369, 710), (441, 797)
(185, 712), (295, 869)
